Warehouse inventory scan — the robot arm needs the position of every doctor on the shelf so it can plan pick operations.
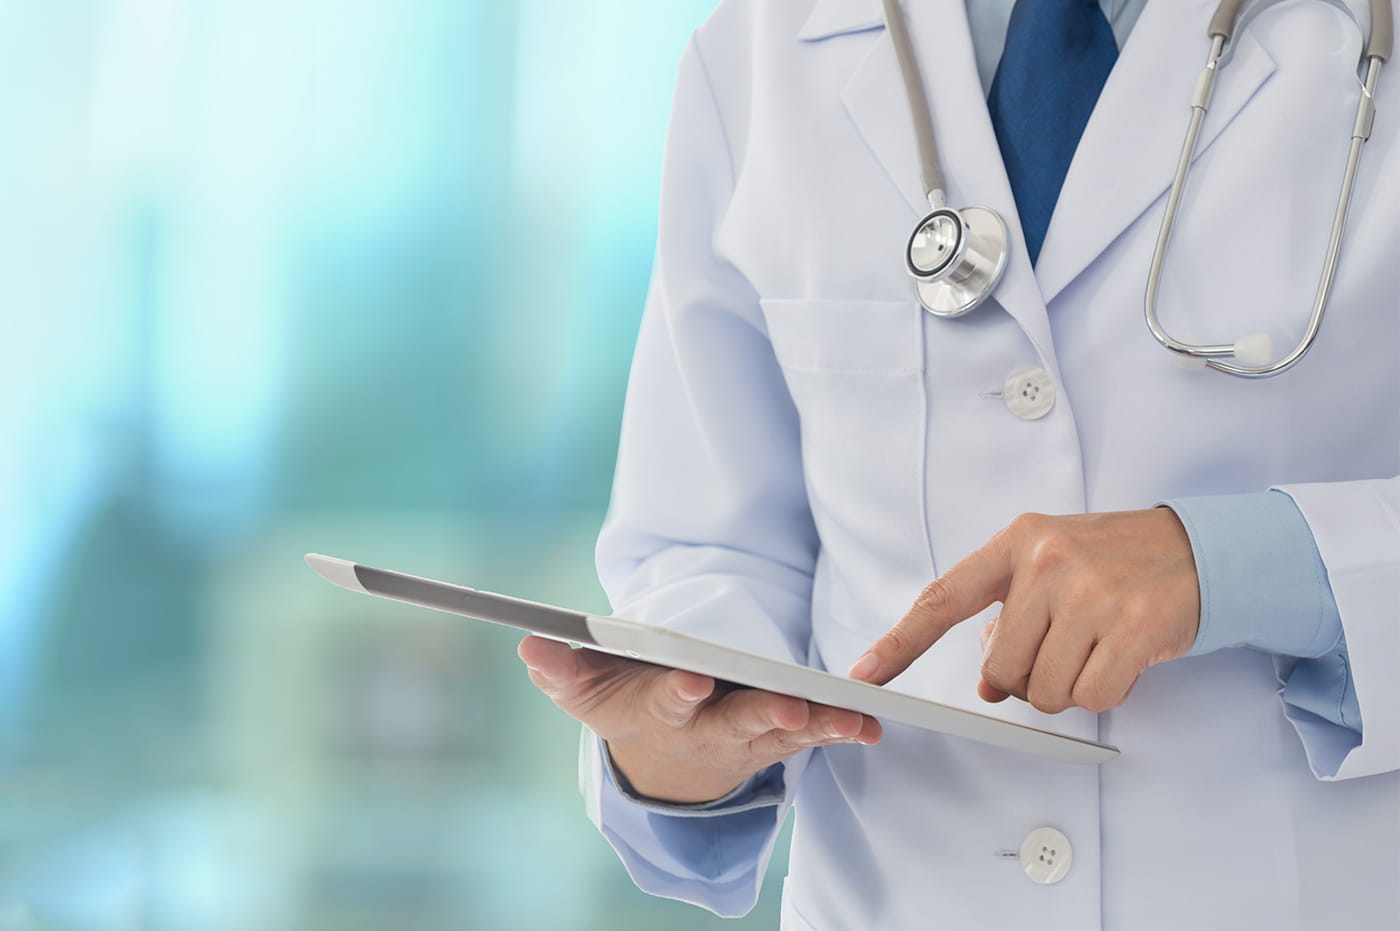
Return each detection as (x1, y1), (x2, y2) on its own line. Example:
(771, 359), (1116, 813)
(519, 0), (1400, 927)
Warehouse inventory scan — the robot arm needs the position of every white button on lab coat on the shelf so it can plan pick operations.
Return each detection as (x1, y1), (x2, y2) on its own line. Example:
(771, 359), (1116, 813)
(1021, 827), (1072, 885)
(583, 0), (1400, 927)
(1002, 365), (1055, 420)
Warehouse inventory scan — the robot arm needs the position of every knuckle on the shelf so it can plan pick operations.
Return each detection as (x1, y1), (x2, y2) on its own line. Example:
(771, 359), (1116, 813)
(980, 655), (1022, 693)
(773, 695), (810, 731)
(881, 625), (913, 661)
(827, 707), (861, 738)
(1006, 511), (1051, 540)
(1118, 591), (1158, 628)
(722, 707), (762, 742)
(1059, 574), (1100, 612)
(877, 621), (932, 673)
(979, 655), (1005, 686)
(1071, 683), (1111, 713)
(526, 667), (559, 697)
(641, 677), (685, 720)
(1071, 666), (1132, 712)
(913, 576), (958, 616)
(767, 730), (806, 756)
(1026, 529), (1078, 575)
(651, 702), (690, 729)
(1107, 597), (1160, 652)
(731, 693), (799, 740)
(1027, 683), (1068, 715)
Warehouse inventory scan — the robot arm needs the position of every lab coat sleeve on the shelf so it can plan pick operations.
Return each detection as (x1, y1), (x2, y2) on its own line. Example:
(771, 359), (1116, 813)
(580, 36), (818, 917)
(578, 731), (791, 918)
(1271, 477), (1400, 781)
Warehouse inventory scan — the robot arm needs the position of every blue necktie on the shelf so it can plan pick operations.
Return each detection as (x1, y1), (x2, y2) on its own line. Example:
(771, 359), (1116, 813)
(988, 0), (1118, 266)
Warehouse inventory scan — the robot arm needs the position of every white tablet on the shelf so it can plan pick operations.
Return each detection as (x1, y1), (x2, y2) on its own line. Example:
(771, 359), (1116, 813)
(305, 554), (1118, 765)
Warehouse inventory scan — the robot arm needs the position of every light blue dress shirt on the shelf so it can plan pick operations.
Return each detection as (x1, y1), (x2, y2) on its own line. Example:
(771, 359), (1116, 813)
(1164, 491), (1357, 730)
(597, 0), (1358, 864)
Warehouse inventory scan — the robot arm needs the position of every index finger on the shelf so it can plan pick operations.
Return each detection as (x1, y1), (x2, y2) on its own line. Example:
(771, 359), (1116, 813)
(847, 532), (1014, 685)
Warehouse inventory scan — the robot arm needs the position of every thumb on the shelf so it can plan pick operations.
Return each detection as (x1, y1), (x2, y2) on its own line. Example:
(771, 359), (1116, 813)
(519, 635), (715, 731)
(517, 635), (582, 699)
(649, 668), (717, 727)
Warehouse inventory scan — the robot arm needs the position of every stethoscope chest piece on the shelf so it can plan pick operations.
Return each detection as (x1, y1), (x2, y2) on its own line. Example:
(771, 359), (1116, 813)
(908, 205), (1009, 318)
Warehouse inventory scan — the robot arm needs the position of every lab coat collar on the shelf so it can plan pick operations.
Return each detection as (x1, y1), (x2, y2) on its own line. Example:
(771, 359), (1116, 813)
(1034, 0), (1277, 305)
(796, 0), (884, 42)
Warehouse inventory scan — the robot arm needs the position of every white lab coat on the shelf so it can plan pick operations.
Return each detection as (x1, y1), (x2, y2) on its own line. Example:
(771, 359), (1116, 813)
(585, 0), (1400, 927)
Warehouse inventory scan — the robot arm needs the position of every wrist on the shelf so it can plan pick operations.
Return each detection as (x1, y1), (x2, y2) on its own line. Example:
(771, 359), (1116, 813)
(605, 740), (748, 805)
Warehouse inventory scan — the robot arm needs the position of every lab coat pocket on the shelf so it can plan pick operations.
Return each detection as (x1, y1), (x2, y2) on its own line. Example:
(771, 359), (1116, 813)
(762, 299), (922, 376)
(760, 299), (932, 635)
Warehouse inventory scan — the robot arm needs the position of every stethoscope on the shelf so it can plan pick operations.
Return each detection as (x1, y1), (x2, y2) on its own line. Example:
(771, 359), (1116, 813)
(884, 0), (1392, 377)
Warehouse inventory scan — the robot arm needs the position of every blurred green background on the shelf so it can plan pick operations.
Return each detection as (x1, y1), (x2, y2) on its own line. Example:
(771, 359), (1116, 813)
(1, 1), (792, 927)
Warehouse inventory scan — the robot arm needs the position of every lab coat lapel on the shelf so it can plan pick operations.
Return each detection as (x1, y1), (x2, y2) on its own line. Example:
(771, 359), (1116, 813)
(807, 0), (1059, 367)
(1034, 0), (1278, 306)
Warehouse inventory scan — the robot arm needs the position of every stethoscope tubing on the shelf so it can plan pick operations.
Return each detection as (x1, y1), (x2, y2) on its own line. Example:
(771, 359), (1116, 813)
(1146, 38), (1385, 377)
(885, 0), (1391, 377)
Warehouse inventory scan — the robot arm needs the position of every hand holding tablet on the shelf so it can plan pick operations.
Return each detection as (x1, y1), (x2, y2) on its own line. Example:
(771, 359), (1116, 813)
(518, 634), (882, 803)
(305, 554), (1119, 776)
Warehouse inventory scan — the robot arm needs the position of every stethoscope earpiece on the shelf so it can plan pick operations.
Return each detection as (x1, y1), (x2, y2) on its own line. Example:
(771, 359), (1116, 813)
(1231, 332), (1274, 367)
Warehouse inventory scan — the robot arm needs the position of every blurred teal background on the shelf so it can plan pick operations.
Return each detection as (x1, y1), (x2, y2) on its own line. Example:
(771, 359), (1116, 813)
(1, 2), (793, 928)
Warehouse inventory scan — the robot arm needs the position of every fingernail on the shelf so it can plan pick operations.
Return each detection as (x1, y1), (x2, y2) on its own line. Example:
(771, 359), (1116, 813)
(676, 686), (706, 703)
(848, 652), (880, 681)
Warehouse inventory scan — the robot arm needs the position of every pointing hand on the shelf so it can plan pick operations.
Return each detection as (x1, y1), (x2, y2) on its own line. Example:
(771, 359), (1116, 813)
(849, 509), (1200, 714)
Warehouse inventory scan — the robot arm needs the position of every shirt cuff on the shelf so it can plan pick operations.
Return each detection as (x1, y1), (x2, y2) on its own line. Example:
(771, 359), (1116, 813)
(598, 737), (786, 817)
(1160, 490), (1343, 659)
